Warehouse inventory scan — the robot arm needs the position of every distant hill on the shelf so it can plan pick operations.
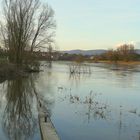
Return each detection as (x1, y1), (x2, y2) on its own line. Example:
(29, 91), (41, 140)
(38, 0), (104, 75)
(136, 49), (140, 54)
(62, 49), (107, 56)
(62, 49), (140, 56)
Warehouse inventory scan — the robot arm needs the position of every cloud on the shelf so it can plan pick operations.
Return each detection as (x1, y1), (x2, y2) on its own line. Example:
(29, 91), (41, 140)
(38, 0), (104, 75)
(111, 41), (140, 50)
(115, 41), (140, 49)
(134, 42), (140, 49)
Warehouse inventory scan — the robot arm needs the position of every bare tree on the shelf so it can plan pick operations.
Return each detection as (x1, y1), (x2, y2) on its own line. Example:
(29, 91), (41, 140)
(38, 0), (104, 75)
(117, 44), (135, 61)
(0, 0), (56, 64)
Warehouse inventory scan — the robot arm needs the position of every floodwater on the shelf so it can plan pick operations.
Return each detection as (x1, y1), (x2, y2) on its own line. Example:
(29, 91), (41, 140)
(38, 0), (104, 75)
(0, 62), (140, 140)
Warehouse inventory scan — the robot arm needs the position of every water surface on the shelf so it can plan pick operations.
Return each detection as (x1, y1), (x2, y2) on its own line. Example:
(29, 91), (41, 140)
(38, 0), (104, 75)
(0, 62), (140, 140)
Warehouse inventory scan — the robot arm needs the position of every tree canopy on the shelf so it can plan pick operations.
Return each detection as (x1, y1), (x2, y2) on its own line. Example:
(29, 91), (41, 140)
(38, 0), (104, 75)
(0, 0), (56, 64)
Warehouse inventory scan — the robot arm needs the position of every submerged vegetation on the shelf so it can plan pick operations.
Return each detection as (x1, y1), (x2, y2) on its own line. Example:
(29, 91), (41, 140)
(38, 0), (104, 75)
(69, 63), (91, 74)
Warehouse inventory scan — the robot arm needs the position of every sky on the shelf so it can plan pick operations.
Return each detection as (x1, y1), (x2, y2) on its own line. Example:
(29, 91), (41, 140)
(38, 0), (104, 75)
(45, 0), (140, 50)
(1, 0), (140, 50)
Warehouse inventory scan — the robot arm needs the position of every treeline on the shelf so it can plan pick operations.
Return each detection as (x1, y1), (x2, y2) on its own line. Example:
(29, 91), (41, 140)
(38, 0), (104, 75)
(94, 44), (140, 62)
(58, 53), (89, 62)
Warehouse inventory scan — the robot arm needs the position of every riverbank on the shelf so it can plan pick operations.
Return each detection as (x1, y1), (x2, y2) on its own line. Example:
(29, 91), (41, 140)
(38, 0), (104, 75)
(0, 63), (23, 83)
(92, 60), (140, 66)
(0, 63), (40, 83)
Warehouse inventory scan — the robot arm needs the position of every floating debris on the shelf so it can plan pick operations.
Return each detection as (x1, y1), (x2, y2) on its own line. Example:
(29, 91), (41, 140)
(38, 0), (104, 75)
(58, 86), (63, 90)
(129, 109), (137, 114)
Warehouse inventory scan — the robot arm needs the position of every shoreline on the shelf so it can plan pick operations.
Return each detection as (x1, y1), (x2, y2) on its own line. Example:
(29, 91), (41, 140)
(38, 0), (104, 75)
(0, 63), (40, 83)
(92, 60), (140, 66)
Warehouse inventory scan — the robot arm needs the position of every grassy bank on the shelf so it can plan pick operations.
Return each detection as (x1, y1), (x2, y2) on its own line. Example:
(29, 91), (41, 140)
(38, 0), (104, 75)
(94, 60), (140, 66)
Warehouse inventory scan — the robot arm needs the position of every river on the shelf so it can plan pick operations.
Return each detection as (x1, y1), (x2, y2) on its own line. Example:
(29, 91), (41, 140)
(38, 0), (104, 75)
(0, 61), (140, 140)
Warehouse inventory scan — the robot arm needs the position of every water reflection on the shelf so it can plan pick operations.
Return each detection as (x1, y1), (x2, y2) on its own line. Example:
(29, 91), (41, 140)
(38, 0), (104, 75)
(42, 63), (140, 140)
(1, 62), (140, 140)
(57, 87), (140, 140)
(69, 72), (91, 88)
(36, 69), (56, 117)
(2, 75), (39, 140)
